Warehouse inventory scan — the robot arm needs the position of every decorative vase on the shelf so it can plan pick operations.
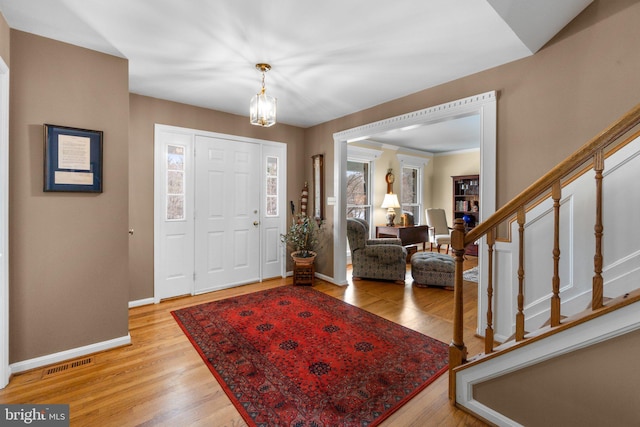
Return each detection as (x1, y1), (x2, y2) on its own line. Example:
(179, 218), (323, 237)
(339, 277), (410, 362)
(291, 251), (317, 265)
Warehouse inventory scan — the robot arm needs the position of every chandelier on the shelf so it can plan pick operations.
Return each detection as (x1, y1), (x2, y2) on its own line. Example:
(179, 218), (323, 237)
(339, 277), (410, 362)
(250, 63), (277, 127)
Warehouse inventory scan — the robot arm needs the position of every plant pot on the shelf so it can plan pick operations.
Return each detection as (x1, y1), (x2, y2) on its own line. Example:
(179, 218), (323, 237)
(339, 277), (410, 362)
(291, 251), (317, 265)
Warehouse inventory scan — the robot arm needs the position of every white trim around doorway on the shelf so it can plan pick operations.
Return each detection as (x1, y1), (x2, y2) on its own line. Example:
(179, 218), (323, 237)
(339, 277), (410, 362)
(0, 57), (10, 388)
(333, 91), (497, 336)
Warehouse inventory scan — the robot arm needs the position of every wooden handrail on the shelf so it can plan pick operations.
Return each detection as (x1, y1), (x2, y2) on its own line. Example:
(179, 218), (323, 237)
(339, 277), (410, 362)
(449, 102), (640, 405)
(464, 102), (640, 247)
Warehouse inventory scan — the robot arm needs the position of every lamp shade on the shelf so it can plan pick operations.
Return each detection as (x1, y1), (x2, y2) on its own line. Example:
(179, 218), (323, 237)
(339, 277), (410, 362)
(381, 193), (400, 209)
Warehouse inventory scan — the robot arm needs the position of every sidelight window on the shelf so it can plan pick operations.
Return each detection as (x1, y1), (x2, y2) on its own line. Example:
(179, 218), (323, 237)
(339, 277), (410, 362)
(266, 156), (279, 216)
(166, 144), (185, 220)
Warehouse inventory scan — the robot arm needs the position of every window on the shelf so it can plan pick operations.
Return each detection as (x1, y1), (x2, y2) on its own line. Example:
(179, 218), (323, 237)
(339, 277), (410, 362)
(346, 160), (371, 222)
(347, 146), (382, 224)
(401, 166), (421, 222)
(166, 144), (185, 220)
(265, 156), (279, 216)
(397, 154), (430, 225)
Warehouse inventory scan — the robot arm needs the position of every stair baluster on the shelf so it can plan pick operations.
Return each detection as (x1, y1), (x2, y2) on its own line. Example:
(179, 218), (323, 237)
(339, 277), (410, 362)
(515, 207), (526, 341)
(592, 149), (605, 310)
(485, 228), (495, 354)
(551, 181), (562, 326)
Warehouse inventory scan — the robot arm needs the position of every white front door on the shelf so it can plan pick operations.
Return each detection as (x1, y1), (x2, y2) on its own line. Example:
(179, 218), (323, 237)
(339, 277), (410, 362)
(154, 126), (286, 301)
(194, 136), (260, 293)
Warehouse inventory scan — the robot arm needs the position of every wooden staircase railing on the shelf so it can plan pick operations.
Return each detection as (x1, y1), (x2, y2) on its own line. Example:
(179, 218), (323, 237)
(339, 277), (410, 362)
(449, 102), (640, 403)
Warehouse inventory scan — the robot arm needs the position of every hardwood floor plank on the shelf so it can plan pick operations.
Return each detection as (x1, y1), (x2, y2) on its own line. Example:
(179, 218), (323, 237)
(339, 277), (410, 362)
(0, 255), (486, 426)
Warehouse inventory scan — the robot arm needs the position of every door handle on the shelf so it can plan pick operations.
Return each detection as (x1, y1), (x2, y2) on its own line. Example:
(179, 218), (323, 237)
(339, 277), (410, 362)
(253, 221), (260, 227)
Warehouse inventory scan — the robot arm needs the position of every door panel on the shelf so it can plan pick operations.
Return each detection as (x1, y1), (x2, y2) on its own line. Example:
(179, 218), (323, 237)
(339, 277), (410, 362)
(195, 136), (260, 293)
(207, 231), (224, 272)
(165, 234), (188, 278)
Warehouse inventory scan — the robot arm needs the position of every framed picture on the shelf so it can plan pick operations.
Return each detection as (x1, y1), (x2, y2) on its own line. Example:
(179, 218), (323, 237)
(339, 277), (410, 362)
(44, 124), (103, 193)
(312, 154), (324, 221)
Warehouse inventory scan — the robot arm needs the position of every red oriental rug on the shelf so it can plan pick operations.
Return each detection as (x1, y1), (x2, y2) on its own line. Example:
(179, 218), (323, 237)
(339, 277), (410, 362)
(172, 286), (448, 426)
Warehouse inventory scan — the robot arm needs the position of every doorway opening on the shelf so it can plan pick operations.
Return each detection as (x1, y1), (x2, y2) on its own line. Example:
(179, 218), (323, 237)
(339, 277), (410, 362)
(333, 91), (496, 334)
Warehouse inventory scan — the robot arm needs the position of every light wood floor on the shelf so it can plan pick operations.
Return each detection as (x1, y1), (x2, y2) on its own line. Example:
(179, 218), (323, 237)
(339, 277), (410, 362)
(0, 254), (487, 427)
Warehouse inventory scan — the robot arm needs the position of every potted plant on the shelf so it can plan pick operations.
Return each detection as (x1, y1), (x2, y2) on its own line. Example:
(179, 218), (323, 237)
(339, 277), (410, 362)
(281, 213), (323, 265)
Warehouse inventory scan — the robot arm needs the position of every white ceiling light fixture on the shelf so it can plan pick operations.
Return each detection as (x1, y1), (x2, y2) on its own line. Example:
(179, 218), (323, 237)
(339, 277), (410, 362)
(250, 63), (277, 127)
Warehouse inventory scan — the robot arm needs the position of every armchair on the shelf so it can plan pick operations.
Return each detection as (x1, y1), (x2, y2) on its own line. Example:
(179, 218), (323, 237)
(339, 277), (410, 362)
(346, 218), (407, 283)
(426, 208), (452, 253)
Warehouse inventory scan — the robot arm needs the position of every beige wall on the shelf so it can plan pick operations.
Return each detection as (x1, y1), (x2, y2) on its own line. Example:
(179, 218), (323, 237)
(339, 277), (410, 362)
(6, 0), (640, 367)
(128, 95), (306, 300)
(304, 0), (640, 278)
(474, 328), (640, 426)
(371, 148), (477, 228)
(431, 150), (480, 226)
(7, 30), (307, 363)
(9, 31), (130, 362)
(373, 149), (397, 226)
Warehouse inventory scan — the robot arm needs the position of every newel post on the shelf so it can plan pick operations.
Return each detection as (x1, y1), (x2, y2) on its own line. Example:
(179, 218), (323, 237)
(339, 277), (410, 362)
(449, 218), (467, 403)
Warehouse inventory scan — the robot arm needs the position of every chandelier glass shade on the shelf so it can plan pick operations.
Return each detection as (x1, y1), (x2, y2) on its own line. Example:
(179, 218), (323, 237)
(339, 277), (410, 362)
(250, 63), (277, 127)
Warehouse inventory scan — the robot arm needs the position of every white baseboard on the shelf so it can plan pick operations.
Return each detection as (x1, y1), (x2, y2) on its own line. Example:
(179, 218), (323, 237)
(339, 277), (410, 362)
(10, 334), (131, 374)
(315, 272), (348, 286)
(129, 298), (154, 308)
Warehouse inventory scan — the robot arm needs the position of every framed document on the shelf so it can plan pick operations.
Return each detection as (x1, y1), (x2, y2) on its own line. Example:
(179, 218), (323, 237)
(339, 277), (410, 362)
(312, 154), (324, 221)
(44, 124), (103, 193)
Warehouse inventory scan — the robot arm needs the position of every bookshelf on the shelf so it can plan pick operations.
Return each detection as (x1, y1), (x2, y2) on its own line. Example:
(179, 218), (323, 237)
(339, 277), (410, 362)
(451, 175), (480, 256)
(452, 175), (480, 256)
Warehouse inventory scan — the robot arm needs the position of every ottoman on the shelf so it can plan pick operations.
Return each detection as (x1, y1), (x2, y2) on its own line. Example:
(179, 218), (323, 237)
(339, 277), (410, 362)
(411, 252), (455, 289)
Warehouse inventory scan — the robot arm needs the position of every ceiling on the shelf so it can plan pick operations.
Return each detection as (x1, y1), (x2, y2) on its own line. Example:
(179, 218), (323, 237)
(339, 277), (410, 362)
(0, 0), (592, 151)
(364, 114), (482, 154)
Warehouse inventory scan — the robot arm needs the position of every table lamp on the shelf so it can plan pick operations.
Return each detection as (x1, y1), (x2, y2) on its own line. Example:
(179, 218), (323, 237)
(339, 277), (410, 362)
(381, 193), (400, 226)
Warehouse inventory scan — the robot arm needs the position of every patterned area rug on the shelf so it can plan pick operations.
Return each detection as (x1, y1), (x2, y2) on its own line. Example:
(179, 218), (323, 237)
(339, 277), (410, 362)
(172, 286), (448, 426)
(463, 266), (479, 283)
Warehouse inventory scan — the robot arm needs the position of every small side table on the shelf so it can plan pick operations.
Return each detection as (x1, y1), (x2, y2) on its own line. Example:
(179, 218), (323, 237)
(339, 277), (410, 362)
(293, 264), (315, 286)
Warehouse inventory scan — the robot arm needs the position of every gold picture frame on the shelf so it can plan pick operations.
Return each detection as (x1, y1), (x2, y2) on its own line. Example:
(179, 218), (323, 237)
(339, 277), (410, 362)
(312, 154), (324, 221)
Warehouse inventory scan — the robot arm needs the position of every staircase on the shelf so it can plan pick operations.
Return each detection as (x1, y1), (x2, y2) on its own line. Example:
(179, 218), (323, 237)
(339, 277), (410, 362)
(449, 103), (640, 426)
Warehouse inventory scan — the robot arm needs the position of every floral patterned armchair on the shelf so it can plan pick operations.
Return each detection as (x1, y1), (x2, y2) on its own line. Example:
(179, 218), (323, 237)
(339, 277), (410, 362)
(346, 218), (407, 283)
